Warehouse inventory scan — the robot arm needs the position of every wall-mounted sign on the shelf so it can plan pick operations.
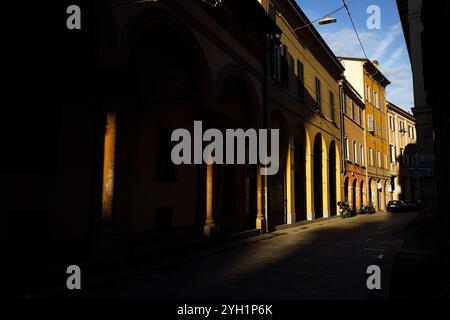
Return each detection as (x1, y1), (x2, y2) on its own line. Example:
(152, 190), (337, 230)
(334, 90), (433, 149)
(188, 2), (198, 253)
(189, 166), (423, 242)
(420, 154), (435, 162)
(408, 167), (434, 177)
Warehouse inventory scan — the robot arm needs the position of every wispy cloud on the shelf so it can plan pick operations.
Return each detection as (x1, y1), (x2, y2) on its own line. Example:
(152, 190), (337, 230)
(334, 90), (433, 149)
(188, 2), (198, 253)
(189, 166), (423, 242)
(384, 46), (404, 69)
(372, 23), (403, 60)
(320, 23), (414, 110)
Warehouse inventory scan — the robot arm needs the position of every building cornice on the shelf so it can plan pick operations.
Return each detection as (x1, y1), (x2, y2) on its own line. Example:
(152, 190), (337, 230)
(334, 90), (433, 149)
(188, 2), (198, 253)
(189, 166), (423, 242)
(337, 56), (391, 87)
(387, 101), (415, 122)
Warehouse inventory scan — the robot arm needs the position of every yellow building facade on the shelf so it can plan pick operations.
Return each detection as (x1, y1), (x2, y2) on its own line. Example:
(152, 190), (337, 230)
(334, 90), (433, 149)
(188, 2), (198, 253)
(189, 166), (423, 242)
(260, 0), (343, 228)
(387, 101), (420, 202)
(339, 58), (391, 211)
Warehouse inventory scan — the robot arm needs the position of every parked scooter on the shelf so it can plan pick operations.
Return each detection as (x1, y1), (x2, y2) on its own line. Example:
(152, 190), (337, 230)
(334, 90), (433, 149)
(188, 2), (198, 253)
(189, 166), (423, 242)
(338, 201), (352, 218)
(360, 202), (376, 214)
(358, 203), (365, 215)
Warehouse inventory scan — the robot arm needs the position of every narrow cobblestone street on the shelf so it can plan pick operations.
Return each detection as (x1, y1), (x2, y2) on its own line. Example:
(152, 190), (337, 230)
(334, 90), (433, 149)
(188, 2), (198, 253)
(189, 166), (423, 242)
(84, 212), (417, 300)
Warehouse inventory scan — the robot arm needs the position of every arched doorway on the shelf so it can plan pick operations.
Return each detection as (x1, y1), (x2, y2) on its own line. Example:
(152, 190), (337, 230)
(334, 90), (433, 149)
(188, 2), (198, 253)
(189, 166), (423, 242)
(294, 125), (308, 221)
(112, 19), (211, 235)
(384, 180), (390, 207)
(212, 71), (260, 233)
(369, 178), (377, 207)
(313, 134), (324, 219)
(377, 179), (383, 210)
(360, 180), (365, 206)
(329, 141), (338, 216)
(344, 177), (349, 203)
(268, 112), (288, 230)
(352, 179), (357, 211)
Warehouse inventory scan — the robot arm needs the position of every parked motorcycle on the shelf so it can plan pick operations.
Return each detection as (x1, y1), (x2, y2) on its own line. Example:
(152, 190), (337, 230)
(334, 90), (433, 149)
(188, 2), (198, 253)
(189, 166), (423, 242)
(338, 201), (352, 218)
(358, 203), (365, 215)
(361, 203), (376, 214)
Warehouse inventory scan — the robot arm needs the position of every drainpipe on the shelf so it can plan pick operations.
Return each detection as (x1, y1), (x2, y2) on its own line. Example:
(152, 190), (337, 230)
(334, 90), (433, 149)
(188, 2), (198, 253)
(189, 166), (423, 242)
(339, 79), (346, 176)
(262, 31), (281, 233)
(262, 33), (271, 234)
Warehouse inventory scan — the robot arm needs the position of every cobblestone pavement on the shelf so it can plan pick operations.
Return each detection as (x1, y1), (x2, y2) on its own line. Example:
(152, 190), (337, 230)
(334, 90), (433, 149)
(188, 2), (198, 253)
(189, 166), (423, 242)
(85, 212), (417, 300)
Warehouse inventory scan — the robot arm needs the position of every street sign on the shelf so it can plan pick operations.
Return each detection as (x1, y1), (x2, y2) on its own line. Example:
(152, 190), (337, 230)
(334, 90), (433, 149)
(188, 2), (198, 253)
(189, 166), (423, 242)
(407, 167), (434, 177)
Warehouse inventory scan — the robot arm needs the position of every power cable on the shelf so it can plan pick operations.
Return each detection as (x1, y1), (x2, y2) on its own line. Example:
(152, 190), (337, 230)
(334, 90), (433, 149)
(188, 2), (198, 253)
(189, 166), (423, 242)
(341, 0), (379, 79)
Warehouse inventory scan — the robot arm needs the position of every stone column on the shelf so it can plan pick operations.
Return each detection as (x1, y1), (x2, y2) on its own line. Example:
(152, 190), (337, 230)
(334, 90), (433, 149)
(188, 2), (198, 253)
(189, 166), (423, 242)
(286, 140), (296, 224)
(322, 156), (330, 218)
(349, 183), (354, 209)
(306, 152), (314, 220)
(355, 185), (361, 210)
(256, 166), (266, 233)
(101, 111), (116, 221)
(204, 164), (218, 237)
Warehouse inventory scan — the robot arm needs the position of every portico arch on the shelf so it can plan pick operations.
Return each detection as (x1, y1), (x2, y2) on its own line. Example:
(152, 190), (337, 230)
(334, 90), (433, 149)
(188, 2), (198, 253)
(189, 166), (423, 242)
(313, 133), (328, 219)
(294, 124), (310, 221)
(268, 111), (289, 231)
(111, 16), (213, 236)
(329, 140), (340, 216)
(208, 68), (262, 234)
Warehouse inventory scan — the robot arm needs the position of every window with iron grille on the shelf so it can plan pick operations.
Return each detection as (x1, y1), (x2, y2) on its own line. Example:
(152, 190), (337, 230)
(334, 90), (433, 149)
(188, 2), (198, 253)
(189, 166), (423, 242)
(330, 91), (335, 122)
(280, 45), (289, 87)
(297, 60), (304, 101)
(315, 77), (322, 110)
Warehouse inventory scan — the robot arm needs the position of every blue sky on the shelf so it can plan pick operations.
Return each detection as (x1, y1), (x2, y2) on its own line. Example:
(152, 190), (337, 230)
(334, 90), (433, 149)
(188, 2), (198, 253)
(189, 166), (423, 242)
(296, 0), (414, 111)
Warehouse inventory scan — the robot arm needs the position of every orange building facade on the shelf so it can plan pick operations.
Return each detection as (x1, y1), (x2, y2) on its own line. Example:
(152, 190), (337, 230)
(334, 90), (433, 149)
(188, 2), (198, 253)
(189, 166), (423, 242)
(339, 58), (391, 211)
(341, 79), (367, 211)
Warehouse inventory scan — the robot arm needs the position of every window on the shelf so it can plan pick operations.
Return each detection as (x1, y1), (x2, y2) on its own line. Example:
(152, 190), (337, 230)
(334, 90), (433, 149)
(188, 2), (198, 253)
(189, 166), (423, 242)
(377, 151), (382, 168)
(389, 116), (396, 131)
(368, 114), (374, 132)
(344, 137), (350, 160)
(369, 148), (374, 166)
(288, 53), (294, 86)
(408, 125), (414, 139)
(353, 141), (358, 164)
(297, 60), (304, 101)
(390, 145), (397, 163)
(268, 2), (276, 21)
(315, 77), (322, 110)
(360, 145), (364, 166)
(155, 128), (176, 180)
(400, 148), (404, 165)
(343, 93), (347, 115)
(351, 101), (356, 121)
(399, 121), (405, 134)
(374, 92), (378, 108)
(280, 45), (289, 87)
(365, 84), (370, 102)
(270, 43), (280, 80)
(330, 91), (335, 122)
(358, 107), (363, 126)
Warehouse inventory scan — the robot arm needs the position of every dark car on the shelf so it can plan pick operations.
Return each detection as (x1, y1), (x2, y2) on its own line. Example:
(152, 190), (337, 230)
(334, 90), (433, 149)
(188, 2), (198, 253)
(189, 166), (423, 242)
(404, 200), (421, 211)
(386, 200), (409, 212)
